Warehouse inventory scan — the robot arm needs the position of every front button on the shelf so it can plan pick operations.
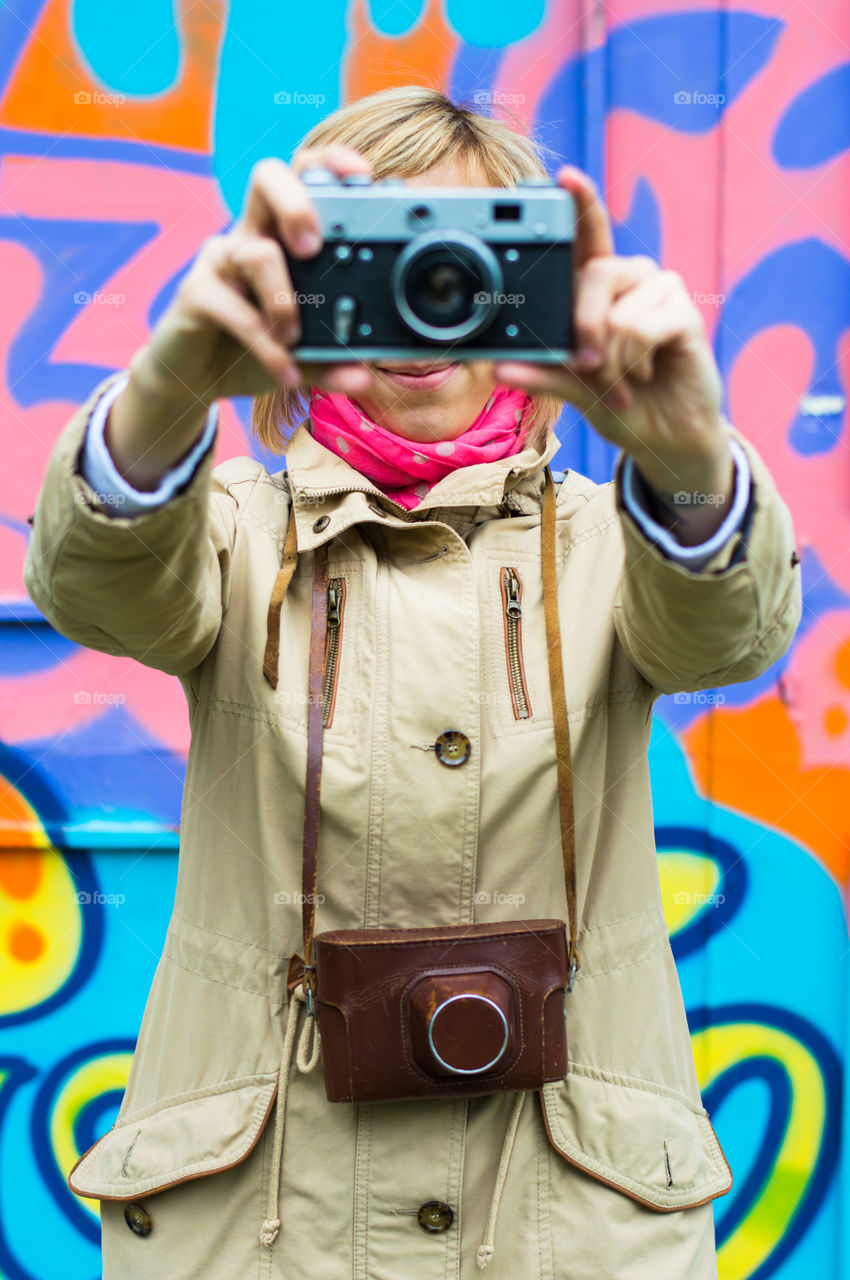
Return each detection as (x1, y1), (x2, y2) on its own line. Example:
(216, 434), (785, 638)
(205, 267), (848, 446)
(124, 1203), (152, 1236)
(417, 1201), (454, 1233)
(312, 515), (330, 532)
(434, 730), (471, 767)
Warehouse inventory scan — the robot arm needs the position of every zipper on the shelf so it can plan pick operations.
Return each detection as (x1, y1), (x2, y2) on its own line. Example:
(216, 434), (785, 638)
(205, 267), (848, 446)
(297, 483), (424, 522)
(500, 567), (533, 720)
(323, 577), (346, 728)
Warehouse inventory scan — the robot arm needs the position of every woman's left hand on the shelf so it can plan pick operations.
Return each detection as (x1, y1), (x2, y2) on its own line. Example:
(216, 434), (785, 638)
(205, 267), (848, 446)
(493, 165), (735, 527)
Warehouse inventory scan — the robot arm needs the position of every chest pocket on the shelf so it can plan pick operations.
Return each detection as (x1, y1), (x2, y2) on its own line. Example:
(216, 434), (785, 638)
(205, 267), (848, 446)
(481, 552), (556, 738)
(270, 556), (365, 746)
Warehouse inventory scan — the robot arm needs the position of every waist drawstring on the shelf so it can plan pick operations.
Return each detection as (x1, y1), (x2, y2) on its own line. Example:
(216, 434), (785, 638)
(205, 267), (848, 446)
(259, 990), (525, 1267)
(259, 986), (320, 1247)
(476, 1089), (527, 1270)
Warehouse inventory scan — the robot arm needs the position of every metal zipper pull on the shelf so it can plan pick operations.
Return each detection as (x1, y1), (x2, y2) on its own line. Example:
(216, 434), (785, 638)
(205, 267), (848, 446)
(327, 580), (341, 628)
(504, 569), (522, 619)
(323, 579), (343, 727)
(502, 568), (531, 720)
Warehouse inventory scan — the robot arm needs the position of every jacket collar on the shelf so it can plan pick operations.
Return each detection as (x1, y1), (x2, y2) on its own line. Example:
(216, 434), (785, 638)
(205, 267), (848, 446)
(283, 418), (563, 548)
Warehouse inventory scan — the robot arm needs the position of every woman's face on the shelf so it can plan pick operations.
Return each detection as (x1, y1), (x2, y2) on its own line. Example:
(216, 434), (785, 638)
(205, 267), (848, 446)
(351, 157), (498, 444)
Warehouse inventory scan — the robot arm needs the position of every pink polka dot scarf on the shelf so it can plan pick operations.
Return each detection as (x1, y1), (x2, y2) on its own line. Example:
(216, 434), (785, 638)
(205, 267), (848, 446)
(307, 385), (535, 510)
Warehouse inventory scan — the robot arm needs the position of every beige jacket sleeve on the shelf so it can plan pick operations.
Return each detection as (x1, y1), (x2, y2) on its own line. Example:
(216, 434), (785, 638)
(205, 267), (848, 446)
(612, 420), (802, 696)
(23, 372), (239, 677)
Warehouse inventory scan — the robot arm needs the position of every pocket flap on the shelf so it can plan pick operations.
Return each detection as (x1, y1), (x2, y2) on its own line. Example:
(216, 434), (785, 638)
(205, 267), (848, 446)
(540, 1064), (732, 1211)
(68, 1071), (278, 1200)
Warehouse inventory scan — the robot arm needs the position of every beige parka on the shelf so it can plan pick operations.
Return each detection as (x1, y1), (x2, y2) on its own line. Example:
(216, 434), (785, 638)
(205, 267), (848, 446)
(24, 370), (802, 1279)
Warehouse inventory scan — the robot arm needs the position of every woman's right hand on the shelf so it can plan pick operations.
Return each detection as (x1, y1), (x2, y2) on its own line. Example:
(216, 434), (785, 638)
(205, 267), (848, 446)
(128, 144), (377, 408)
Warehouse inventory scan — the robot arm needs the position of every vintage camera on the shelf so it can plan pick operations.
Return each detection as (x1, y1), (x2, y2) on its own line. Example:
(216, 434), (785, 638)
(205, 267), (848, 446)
(286, 167), (575, 363)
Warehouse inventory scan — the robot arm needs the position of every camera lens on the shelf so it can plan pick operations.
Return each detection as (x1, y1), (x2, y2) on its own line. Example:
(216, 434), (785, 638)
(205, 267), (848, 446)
(409, 257), (473, 324)
(391, 230), (503, 342)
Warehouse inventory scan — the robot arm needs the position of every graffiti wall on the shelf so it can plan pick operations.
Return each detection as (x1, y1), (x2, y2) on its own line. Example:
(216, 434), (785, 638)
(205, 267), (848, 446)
(1, 1), (848, 1276)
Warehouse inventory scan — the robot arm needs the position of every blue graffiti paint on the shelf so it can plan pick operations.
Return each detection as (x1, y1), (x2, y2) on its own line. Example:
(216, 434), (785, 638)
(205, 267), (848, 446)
(537, 9), (783, 180)
(611, 176), (662, 262)
(0, 0), (49, 96)
(367, 0), (426, 36)
(0, 617), (78, 676)
(2, 217), (156, 408)
(656, 826), (748, 961)
(0, 127), (213, 174)
(796, 546), (850, 642)
(0, 742), (69, 846)
(33, 1040), (136, 1242)
(14, 705), (187, 849)
(446, 0), (544, 47)
(213, 2), (349, 218)
(0, 1057), (40, 1280)
(448, 45), (505, 109)
(773, 62), (850, 169)
(148, 216), (236, 330)
(705, 1056), (792, 1242)
(73, 0), (180, 96)
(73, 1089), (124, 1157)
(717, 238), (850, 456)
(690, 1004), (842, 1279)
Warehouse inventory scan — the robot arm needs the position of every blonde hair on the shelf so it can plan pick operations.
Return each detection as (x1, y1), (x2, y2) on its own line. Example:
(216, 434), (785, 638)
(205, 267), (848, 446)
(251, 85), (563, 455)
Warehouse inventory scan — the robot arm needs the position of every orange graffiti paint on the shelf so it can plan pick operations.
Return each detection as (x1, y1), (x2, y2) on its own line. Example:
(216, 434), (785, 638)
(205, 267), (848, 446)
(0, 0), (227, 151)
(8, 920), (46, 963)
(682, 698), (850, 886)
(0, 850), (43, 898)
(344, 0), (456, 104)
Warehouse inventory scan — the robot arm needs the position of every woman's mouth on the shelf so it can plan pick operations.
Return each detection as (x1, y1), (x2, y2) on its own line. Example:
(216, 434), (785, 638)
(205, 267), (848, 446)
(374, 362), (459, 391)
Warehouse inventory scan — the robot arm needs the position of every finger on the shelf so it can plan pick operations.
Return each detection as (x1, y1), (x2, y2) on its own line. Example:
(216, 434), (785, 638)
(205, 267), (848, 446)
(585, 267), (680, 388)
(221, 234), (302, 345)
(492, 359), (603, 410)
(556, 166), (614, 267)
(238, 147), (370, 262)
(291, 143), (371, 178)
(605, 301), (699, 384)
(238, 159), (322, 257)
(295, 361), (376, 395)
(569, 255), (658, 371)
(188, 270), (298, 388)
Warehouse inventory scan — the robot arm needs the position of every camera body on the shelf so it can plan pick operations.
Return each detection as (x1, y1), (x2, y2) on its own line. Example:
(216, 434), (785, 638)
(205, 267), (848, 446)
(286, 168), (575, 363)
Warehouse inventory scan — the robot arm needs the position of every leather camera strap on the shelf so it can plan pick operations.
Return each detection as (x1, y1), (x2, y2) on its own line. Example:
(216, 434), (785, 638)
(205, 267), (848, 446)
(540, 467), (580, 987)
(272, 465), (580, 1004)
(302, 535), (329, 981)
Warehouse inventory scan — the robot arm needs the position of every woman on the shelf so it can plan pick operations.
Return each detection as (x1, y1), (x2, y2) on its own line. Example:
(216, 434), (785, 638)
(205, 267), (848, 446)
(25, 86), (801, 1279)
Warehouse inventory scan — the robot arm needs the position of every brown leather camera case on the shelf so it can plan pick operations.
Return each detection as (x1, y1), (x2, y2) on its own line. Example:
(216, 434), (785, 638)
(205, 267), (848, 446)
(313, 920), (569, 1102)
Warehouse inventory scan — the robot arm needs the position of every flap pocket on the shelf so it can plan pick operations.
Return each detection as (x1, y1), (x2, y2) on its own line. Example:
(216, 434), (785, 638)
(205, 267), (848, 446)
(68, 1071), (278, 1201)
(540, 1064), (732, 1211)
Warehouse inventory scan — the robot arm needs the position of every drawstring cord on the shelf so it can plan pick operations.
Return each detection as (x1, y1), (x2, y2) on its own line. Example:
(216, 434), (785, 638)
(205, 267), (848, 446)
(475, 1090), (527, 1270)
(259, 985), (321, 1247)
(259, 997), (525, 1267)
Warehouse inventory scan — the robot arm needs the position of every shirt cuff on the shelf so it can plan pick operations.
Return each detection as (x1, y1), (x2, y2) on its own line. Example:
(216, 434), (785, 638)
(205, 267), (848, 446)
(79, 372), (219, 517)
(621, 436), (752, 572)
